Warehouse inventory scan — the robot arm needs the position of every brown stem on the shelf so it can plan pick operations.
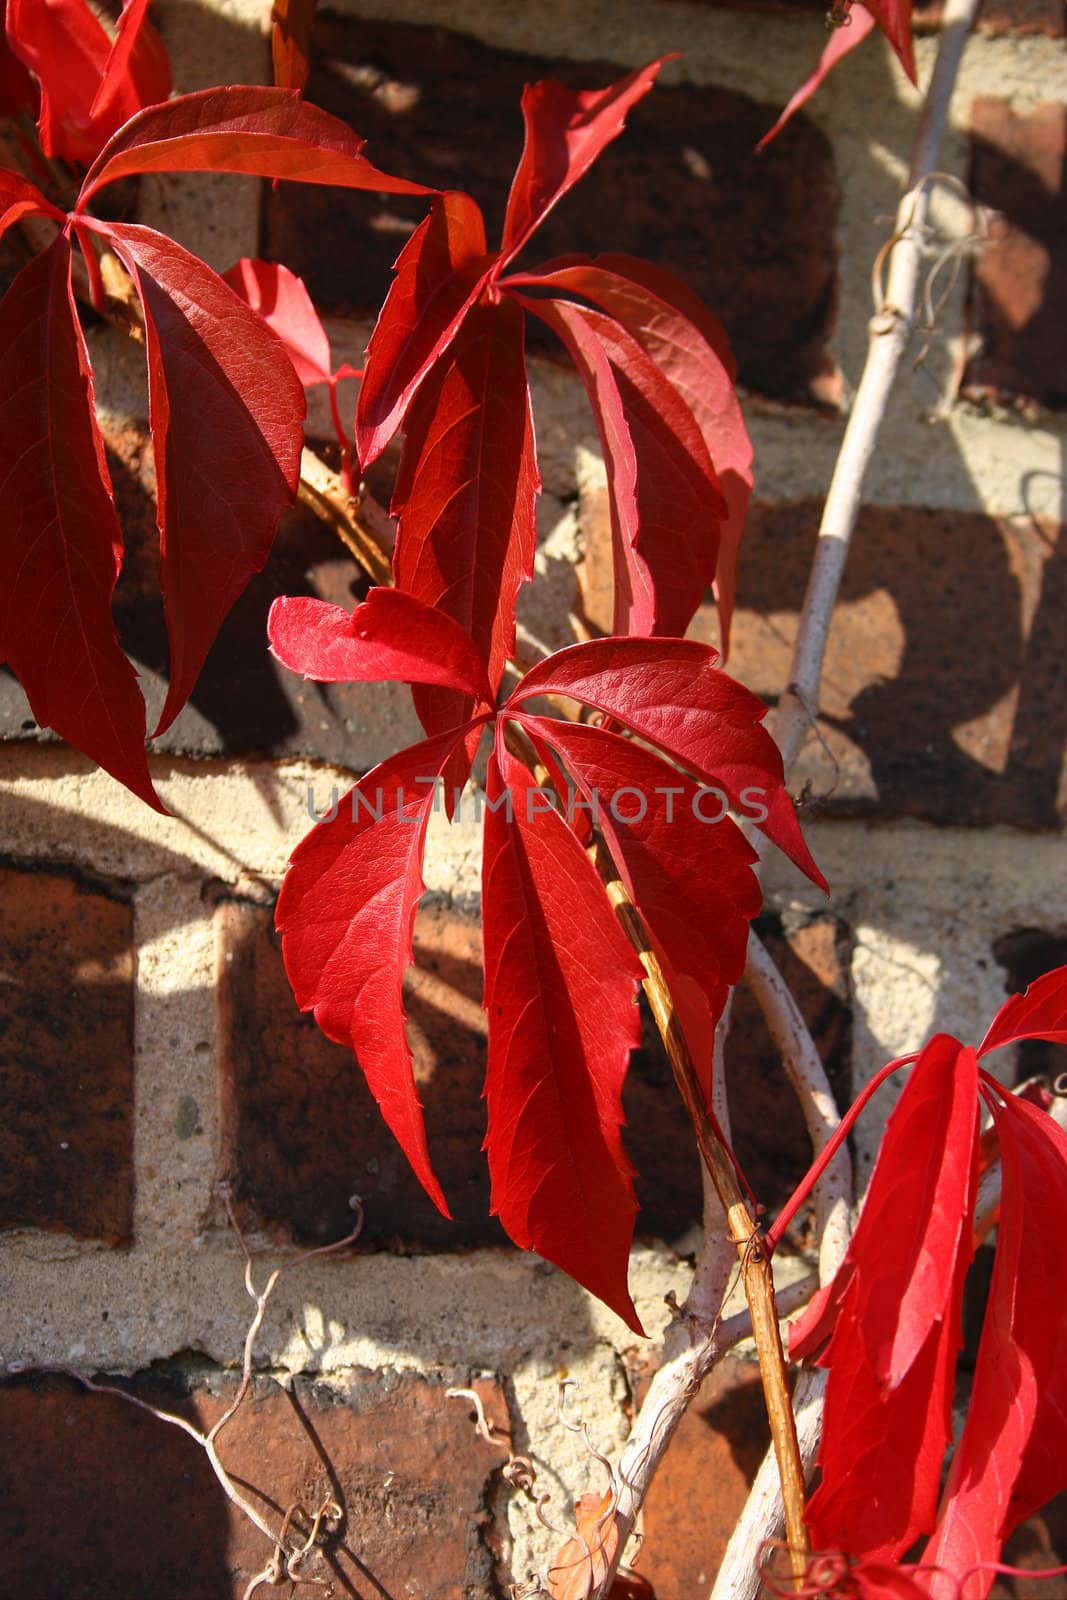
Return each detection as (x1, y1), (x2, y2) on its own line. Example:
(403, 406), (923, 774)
(593, 853), (809, 1583)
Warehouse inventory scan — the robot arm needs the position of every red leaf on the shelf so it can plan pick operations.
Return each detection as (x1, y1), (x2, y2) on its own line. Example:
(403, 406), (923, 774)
(98, 221), (305, 735)
(0, 0), (38, 117)
(519, 292), (724, 639)
(355, 191), (493, 466)
(865, 0), (917, 81)
(78, 85), (435, 206)
(510, 638), (827, 892)
(481, 742), (645, 1331)
(268, 588), (494, 706)
(921, 1092), (1067, 1599)
(271, 0), (317, 94)
(0, 168), (64, 243)
(276, 727), (477, 1218)
(7, 0), (109, 163)
(977, 963), (1067, 1056)
(757, 8), (877, 150)
(0, 236), (160, 809)
(508, 255), (752, 651)
(500, 58), (669, 265)
(802, 1038), (979, 1560)
(222, 257), (332, 386)
(86, 0), (172, 153)
(518, 713), (760, 1102)
(392, 294), (539, 757)
(7, 0), (170, 167)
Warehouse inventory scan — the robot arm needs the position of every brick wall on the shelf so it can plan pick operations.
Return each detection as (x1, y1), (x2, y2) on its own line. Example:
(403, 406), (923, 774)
(2, 0), (1066, 1594)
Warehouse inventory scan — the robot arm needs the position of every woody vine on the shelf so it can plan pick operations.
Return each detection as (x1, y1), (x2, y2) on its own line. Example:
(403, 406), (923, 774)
(1, 1), (1066, 1597)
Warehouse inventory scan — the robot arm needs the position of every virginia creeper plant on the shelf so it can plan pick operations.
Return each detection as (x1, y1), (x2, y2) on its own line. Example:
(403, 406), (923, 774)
(2, 3), (1066, 1597)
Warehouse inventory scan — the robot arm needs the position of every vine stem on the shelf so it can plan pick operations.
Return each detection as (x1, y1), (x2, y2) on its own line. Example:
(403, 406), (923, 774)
(772, 0), (982, 781)
(711, 2), (982, 1592)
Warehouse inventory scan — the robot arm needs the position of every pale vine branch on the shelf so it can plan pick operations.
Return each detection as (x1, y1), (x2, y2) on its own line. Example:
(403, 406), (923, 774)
(712, 1), (983, 1590)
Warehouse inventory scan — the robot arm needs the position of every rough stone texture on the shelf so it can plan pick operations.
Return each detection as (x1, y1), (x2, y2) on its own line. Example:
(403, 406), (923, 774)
(0, 420), (422, 767)
(964, 100), (1067, 408)
(625, 1352), (772, 1599)
(0, 1368), (509, 1600)
(572, 496), (1067, 829)
(0, 866), (134, 1243)
(263, 18), (840, 404)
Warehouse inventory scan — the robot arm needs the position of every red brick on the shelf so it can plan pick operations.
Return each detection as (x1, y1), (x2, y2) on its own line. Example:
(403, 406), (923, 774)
(0, 1368), (509, 1600)
(0, 866), (133, 1243)
(625, 1353), (773, 1598)
(215, 897), (501, 1248)
(727, 913), (852, 1225)
(216, 896), (851, 1252)
(652, 499), (1065, 829)
(263, 20), (840, 405)
(964, 100), (1067, 407)
(0, 418), (422, 767)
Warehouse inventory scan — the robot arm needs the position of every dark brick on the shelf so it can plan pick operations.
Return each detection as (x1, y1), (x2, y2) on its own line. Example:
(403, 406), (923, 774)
(674, 500), (1067, 828)
(215, 897), (503, 1248)
(659, 0), (1065, 29)
(0, 866), (134, 1243)
(0, 1368), (509, 1600)
(263, 20), (840, 404)
(964, 100), (1067, 407)
(0, 418), (422, 766)
(625, 1352), (773, 1598)
(726, 912), (852, 1227)
(216, 895), (850, 1253)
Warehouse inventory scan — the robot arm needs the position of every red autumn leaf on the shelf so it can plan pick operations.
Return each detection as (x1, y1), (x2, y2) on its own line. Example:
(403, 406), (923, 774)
(547, 1491), (620, 1600)
(512, 638), (827, 891)
(222, 257), (333, 386)
(481, 743), (644, 1331)
(517, 712), (760, 1101)
(268, 588), (493, 706)
(276, 726), (479, 1218)
(7, 0), (170, 167)
(977, 963), (1067, 1056)
(799, 1037), (979, 1559)
(96, 220), (305, 736)
(500, 57), (669, 265)
(519, 292), (724, 639)
(78, 84), (436, 205)
(0, 236), (160, 808)
(761, 1), (915, 149)
(271, 0), (317, 94)
(0, 0), (38, 117)
(757, 8), (877, 150)
(0, 168), (64, 241)
(507, 254), (751, 651)
(920, 1091), (1067, 1599)
(355, 191), (494, 467)
(392, 294), (539, 767)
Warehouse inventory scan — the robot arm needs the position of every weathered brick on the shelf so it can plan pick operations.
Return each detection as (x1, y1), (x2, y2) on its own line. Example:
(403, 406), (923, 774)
(964, 100), (1067, 407)
(0, 1368), (509, 1600)
(577, 494), (1067, 828)
(0, 418), (422, 767)
(0, 866), (134, 1243)
(263, 19), (840, 404)
(215, 897), (501, 1247)
(215, 896), (850, 1252)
